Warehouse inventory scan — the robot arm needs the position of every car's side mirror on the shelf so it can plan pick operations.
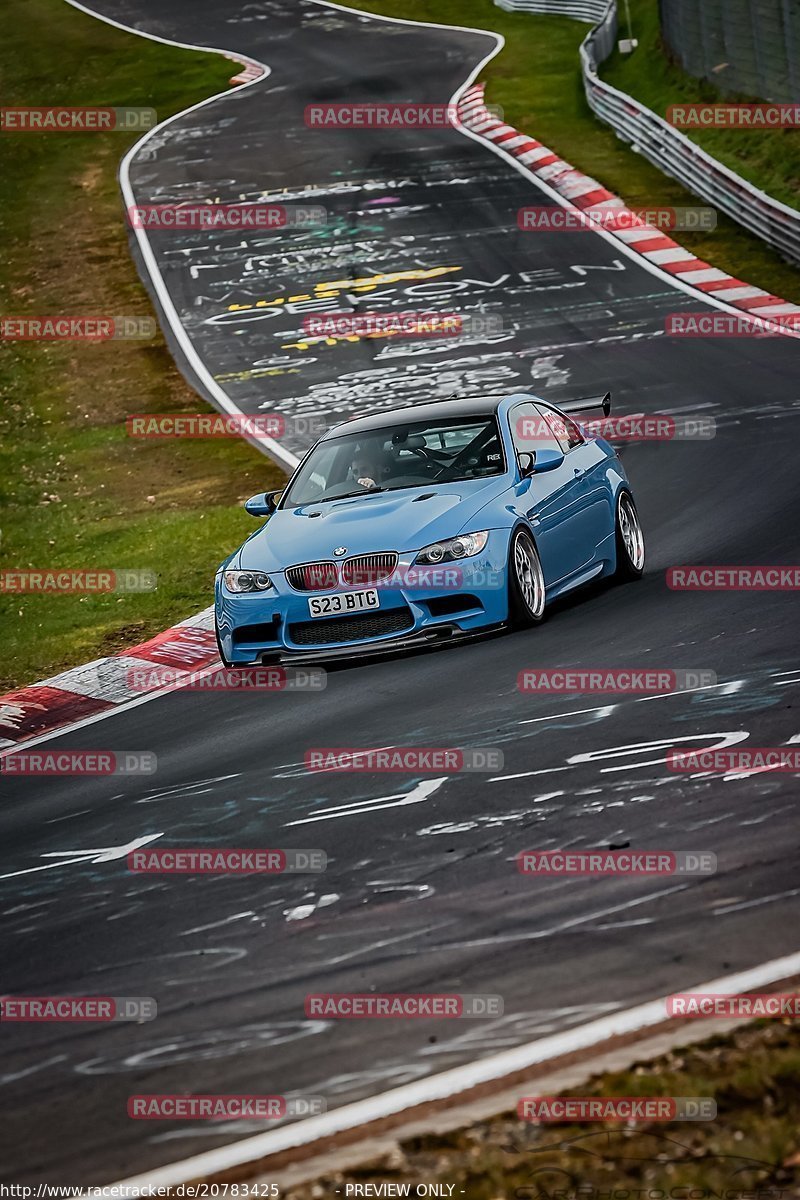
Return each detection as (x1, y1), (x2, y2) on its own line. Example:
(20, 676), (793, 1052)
(244, 490), (281, 517)
(532, 448), (565, 473)
(517, 451), (536, 478)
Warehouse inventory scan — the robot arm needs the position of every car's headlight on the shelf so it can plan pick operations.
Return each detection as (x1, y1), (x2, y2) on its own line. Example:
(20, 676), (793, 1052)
(223, 570), (273, 593)
(414, 531), (489, 565)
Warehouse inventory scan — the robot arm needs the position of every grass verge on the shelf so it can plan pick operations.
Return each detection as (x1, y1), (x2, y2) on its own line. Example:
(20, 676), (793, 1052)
(285, 1020), (800, 1199)
(343, 0), (800, 305)
(0, 0), (285, 692)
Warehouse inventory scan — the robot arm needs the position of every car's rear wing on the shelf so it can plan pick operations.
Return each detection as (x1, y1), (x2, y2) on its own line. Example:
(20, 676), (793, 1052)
(557, 391), (612, 417)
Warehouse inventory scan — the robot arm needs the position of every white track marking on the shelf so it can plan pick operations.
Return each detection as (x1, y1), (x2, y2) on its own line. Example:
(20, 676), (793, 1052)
(0, 1056), (69, 1087)
(107, 949), (800, 1189)
(569, 730), (750, 773)
(519, 704), (616, 725)
(0, 833), (162, 881)
(286, 778), (448, 826)
(635, 679), (738, 703)
(442, 882), (688, 949)
(277, 745), (397, 778)
(713, 887), (800, 916)
(489, 764), (572, 783)
(490, 731), (750, 783)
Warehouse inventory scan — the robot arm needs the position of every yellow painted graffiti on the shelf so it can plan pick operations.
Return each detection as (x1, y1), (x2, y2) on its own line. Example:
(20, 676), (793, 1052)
(214, 367), (302, 382)
(282, 329), (445, 351)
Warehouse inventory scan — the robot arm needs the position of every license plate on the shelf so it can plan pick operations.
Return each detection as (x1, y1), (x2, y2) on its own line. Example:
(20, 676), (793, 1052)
(308, 589), (380, 618)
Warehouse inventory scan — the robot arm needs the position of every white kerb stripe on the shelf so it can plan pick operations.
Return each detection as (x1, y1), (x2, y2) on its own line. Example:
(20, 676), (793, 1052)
(708, 285), (770, 301)
(517, 146), (553, 164)
(673, 267), (731, 283)
(616, 226), (669, 242)
(643, 247), (696, 264)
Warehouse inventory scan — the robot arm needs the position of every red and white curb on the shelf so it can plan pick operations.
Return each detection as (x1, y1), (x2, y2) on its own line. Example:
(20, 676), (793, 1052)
(0, 608), (220, 749)
(225, 54), (267, 85)
(458, 82), (800, 323)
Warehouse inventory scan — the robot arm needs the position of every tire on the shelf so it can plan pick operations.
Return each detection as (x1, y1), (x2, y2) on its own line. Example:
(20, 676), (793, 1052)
(508, 528), (547, 628)
(614, 490), (645, 580)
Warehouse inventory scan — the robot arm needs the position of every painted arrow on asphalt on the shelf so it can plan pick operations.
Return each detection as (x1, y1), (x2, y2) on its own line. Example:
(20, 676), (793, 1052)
(0, 833), (163, 880)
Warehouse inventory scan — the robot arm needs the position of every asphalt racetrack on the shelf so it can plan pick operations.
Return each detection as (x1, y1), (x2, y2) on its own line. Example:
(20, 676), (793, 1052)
(2, 0), (799, 1183)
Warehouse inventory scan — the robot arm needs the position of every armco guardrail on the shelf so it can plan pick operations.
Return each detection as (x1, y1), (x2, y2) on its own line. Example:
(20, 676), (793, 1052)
(493, 0), (800, 266)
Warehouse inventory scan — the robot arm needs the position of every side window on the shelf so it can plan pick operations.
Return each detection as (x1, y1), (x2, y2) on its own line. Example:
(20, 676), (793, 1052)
(510, 402), (561, 456)
(537, 405), (584, 452)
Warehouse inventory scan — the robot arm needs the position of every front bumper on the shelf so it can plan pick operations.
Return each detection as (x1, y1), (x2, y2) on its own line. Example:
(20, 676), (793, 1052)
(215, 542), (509, 663)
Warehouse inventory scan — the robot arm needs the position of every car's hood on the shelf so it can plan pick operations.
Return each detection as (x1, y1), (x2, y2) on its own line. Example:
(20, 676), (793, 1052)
(235, 479), (506, 571)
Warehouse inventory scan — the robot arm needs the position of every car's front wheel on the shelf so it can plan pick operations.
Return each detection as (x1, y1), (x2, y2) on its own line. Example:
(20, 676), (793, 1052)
(508, 528), (546, 627)
(614, 490), (645, 579)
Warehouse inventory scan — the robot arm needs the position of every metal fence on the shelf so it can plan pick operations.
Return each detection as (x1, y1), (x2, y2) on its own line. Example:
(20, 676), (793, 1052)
(659, 0), (800, 104)
(493, 0), (800, 264)
(493, 0), (609, 18)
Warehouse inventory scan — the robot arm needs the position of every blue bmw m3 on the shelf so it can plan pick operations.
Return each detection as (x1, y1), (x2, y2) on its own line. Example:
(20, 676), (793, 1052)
(214, 392), (645, 663)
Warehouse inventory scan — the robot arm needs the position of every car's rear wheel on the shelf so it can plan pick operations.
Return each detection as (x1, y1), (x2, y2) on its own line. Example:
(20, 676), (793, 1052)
(614, 491), (645, 579)
(508, 528), (546, 627)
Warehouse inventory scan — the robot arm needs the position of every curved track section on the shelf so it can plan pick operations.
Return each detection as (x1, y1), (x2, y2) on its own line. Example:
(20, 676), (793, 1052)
(2, 0), (799, 1184)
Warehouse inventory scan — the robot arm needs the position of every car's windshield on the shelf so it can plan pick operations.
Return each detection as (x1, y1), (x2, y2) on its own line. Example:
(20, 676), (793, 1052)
(281, 415), (505, 507)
